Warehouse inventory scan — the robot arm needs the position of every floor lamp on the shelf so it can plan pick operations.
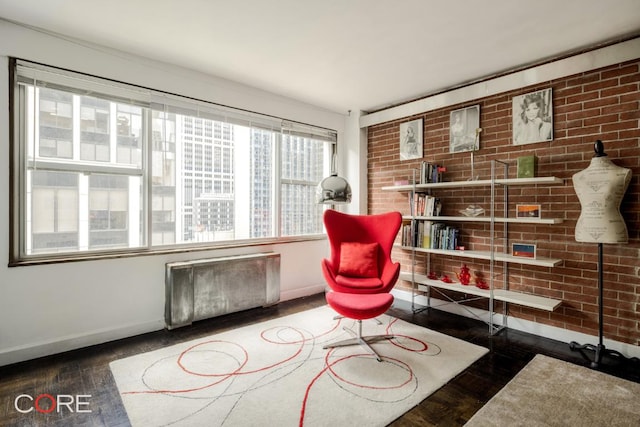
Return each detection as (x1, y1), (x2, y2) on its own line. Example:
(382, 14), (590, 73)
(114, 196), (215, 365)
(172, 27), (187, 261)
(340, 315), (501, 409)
(316, 153), (352, 205)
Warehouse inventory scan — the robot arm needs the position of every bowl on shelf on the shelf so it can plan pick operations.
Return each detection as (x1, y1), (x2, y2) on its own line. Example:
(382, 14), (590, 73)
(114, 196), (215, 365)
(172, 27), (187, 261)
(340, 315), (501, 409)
(459, 204), (485, 217)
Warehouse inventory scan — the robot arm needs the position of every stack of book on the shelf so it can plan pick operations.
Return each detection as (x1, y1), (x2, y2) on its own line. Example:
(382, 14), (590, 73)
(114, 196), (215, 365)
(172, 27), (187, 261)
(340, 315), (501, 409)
(429, 223), (460, 250)
(410, 192), (442, 217)
(401, 221), (460, 250)
(419, 161), (446, 184)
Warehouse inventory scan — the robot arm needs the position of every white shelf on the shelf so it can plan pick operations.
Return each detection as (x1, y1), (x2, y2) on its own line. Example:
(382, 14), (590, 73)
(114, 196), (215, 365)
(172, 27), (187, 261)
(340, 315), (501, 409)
(396, 245), (563, 267)
(400, 272), (562, 312)
(403, 215), (564, 225)
(382, 176), (564, 191)
(390, 165), (565, 330)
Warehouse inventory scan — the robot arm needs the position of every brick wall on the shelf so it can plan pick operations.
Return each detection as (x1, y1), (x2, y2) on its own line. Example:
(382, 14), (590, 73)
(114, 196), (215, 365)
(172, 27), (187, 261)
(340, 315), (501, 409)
(368, 59), (640, 345)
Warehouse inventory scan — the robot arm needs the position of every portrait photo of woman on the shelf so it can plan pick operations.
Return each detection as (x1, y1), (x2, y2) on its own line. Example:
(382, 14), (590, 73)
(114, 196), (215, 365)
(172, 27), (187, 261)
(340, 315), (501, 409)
(512, 88), (553, 145)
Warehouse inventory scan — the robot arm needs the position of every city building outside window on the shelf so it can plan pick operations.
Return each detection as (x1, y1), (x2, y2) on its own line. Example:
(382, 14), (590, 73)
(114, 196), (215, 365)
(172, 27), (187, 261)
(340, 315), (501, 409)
(11, 59), (335, 263)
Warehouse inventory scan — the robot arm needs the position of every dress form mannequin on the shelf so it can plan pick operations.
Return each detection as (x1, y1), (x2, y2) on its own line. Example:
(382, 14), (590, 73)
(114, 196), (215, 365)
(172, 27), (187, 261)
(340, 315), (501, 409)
(569, 140), (635, 368)
(572, 140), (631, 244)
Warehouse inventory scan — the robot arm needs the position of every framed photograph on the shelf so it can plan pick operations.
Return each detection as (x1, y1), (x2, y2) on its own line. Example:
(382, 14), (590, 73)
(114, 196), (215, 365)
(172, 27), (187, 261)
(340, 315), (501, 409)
(516, 204), (541, 218)
(399, 119), (423, 161)
(449, 105), (480, 153)
(512, 88), (553, 145)
(512, 243), (536, 258)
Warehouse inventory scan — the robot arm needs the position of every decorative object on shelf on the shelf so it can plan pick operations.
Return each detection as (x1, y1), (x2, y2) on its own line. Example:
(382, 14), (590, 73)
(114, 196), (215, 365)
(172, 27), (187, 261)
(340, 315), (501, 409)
(459, 127), (484, 215)
(459, 205), (485, 217)
(441, 274), (453, 283)
(512, 243), (536, 258)
(516, 204), (541, 218)
(469, 127), (482, 181)
(427, 271), (438, 280)
(399, 118), (423, 161)
(512, 88), (553, 145)
(474, 272), (489, 289)
(517, 155), (538, 178)
(316, 154), (352, 204)
(456, 264), (471, 285)
(449, 105), (480, 153)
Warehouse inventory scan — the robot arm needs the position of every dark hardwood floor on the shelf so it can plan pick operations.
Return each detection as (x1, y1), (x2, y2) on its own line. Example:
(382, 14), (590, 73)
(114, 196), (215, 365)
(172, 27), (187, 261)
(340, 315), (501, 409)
(1, 293), (638, 426)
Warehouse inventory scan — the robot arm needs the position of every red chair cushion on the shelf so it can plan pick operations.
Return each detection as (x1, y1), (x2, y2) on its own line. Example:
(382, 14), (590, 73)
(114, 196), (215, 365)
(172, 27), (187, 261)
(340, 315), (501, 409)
(335, 275), (384, 290)
(326, 292), (394, 320)
(338, 242), (379, 278)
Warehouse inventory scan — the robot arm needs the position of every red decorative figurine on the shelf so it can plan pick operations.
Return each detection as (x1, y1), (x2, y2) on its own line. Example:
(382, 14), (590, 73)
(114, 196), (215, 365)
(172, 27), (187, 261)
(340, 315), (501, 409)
(475, 272), (489, 290)
(456, 264), (471, 285)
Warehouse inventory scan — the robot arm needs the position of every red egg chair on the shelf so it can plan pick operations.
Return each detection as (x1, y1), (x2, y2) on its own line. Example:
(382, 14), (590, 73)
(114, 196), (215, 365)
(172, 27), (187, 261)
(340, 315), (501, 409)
(321, 210), (402, 361)
(321, 209), (402, 294)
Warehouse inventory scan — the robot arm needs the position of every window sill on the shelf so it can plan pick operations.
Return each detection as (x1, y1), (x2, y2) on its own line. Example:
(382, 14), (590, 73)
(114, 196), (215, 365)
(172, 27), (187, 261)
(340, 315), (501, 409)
(9, 235), (327, 267)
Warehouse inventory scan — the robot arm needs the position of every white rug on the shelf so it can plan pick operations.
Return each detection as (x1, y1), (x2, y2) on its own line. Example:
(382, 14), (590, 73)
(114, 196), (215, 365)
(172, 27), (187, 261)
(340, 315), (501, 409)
(465, 354), (640, 426)
(110, 305), (488, 426)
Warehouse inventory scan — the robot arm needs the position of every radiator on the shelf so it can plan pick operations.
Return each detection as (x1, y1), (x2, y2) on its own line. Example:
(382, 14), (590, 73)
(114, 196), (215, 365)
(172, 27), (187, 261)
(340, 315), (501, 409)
(165, 252), (281, 329)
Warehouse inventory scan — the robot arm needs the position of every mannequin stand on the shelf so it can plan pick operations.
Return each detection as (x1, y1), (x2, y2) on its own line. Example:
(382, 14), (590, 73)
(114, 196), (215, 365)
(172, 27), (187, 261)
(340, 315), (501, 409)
(569, 243), (639, 368)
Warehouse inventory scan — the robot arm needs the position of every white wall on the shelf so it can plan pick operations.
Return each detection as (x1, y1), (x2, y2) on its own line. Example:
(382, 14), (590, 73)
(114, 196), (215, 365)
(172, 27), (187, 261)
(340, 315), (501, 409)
(342, 110), (368, 215)
(0, 20), (348, 366)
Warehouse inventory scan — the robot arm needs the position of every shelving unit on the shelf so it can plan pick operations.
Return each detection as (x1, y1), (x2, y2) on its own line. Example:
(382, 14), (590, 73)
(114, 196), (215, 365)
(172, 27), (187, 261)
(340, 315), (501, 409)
(399, 272), (562, 312)
(385, 160), (564, 334)
(381, 176), (564, 191)
(402, 215), (564, 225)
(395, 246), (563, 268)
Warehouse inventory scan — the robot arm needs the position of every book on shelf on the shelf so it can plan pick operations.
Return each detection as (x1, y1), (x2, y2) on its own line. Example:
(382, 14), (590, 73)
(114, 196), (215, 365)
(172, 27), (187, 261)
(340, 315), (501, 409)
(429, 223), (460, 250)
(420, 220), (432, 248)
(401, 220), (459, 250)
(410, 193), (442, 216)
(419, 161), (447, 184)
(401, 223), (412, 247)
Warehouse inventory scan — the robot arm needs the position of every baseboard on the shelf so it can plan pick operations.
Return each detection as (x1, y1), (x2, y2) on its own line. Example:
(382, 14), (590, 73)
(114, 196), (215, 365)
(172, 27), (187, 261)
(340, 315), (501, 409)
(7, 287), (636, 367)
(280, 283), (327, 302)
(392, 288), (640, 360)
(0, 319), (165, 367)
(0, 285), (327, 367)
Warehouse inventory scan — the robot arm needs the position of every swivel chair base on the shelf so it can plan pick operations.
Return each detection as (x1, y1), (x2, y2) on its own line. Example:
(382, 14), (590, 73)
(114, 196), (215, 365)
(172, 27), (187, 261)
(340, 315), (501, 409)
(323, 319), (394, 362)
(333, 315), (383, 325)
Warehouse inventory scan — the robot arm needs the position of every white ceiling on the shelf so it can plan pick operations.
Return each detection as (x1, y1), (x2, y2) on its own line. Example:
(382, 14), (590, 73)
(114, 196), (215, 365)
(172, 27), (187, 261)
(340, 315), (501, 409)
(1, 0), (639, 114)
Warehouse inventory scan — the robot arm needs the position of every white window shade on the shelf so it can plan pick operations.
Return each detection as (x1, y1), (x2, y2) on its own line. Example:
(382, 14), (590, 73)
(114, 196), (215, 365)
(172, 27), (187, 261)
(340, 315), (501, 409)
(12, 58), (336, 262)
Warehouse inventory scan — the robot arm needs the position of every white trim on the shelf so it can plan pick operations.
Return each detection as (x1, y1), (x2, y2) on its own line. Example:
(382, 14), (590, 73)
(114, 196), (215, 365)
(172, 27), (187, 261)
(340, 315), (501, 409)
(392, 288), (640, 360)
(361, 37), (640, 127)
(3, 286), (636, 367)
(280, 283), (327, 302)
(0, 319), (164, 367)
(0, 284), (326, 367)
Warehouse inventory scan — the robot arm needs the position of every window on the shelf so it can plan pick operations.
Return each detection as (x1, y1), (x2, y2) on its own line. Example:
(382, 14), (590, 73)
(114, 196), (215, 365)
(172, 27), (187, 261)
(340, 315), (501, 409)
(30, 171), (79, 251)
(11, 60), (335, 262)
(280, 131), (326, 237)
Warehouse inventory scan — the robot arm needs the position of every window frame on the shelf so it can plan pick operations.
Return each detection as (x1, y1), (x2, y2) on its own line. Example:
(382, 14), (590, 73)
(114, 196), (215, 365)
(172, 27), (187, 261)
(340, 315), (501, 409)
(9, 58), (336, 266)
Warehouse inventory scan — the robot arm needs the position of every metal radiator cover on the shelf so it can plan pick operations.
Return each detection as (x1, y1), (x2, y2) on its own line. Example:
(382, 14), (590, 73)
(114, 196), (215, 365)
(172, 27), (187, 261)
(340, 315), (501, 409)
(165, 252), (280, 329)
